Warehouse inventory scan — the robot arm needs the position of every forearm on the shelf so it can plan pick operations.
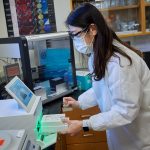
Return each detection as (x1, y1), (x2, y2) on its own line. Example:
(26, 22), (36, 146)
(84, 103), (140, 131)
(78, 88), (98, 110)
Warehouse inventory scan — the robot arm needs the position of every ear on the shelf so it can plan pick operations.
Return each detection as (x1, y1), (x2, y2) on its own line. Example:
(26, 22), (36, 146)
(89, 24), (97, 36)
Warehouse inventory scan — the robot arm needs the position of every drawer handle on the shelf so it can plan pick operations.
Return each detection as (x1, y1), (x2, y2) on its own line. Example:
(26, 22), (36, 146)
(83, 133), (94, 137)
(57, 135), (61, 140)
(81, 114), (91, 119)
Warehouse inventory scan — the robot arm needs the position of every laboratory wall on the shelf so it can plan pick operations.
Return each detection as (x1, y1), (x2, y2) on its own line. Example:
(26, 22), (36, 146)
(53, 0), (71, 32)
(0, 0), (8, 78)
(1, 0), (150, 72)
(0, 0), (8, 38)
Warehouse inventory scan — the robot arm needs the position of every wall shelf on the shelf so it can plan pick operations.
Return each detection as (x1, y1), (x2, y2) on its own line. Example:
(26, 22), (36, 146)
(71, 0), (150, 38)
(100, 5), (139, 12)
(145, 3), (150, 6)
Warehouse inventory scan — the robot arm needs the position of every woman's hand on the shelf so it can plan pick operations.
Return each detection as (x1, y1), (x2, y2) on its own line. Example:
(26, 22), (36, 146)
(63, 97), (79, 108)
(62, 120), (83, 136)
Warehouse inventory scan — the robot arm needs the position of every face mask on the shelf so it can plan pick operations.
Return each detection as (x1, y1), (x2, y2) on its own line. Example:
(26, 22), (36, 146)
(73, 34), (94, 54)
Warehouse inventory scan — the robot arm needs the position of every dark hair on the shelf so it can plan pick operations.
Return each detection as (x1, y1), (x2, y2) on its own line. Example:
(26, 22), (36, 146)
(66, 3), (143, 81)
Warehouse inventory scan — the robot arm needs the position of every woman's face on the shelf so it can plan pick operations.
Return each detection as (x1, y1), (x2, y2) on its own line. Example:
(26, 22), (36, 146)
(68, 25), (97, 45)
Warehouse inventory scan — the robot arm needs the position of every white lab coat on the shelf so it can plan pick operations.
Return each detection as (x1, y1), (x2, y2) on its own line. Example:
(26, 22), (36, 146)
(78, 40), (150, 150)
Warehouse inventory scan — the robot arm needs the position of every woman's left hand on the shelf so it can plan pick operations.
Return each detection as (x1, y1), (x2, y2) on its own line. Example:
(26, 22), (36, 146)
(62, 120), (83, 136)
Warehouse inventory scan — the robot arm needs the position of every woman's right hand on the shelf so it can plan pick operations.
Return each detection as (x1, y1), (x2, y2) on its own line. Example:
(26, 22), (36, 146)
(63, 97), (79, 108)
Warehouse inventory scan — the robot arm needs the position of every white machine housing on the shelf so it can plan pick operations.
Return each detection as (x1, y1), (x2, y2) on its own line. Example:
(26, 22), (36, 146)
(0, 96), (42, 142)
(0, 130), (40, 150)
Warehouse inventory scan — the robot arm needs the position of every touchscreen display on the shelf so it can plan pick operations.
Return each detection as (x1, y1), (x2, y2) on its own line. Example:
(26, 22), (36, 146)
(9, 79), (33, 106)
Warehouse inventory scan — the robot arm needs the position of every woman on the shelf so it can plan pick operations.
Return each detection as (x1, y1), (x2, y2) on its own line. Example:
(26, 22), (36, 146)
(63, 3), (150, 150)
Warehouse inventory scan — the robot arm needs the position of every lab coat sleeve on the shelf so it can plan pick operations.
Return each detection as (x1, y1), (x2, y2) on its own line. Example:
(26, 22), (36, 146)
(78, 88), (98, 110)
(88, 62), (142, 131)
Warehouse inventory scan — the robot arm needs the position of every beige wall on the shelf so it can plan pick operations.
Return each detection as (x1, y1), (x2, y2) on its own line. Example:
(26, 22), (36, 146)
(54, 0), (71, 32)
(0, 0), (8, 75)
(0, 0), (8, 38)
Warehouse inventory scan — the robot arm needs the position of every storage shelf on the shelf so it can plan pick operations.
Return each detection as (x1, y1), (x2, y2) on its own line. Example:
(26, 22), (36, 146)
(71, 0), (150, 38)
(145, 3), (150, 6)
(118, 32), (143, 38)
(144, 31), (150, 35)
(100, 5), (139, 12)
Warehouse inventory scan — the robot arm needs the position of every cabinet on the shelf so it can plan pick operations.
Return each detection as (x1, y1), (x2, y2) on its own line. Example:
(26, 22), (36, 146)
(145, 0), (150, 32)
(55, 106), (108, 150)
(71, 0), (150, 38)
